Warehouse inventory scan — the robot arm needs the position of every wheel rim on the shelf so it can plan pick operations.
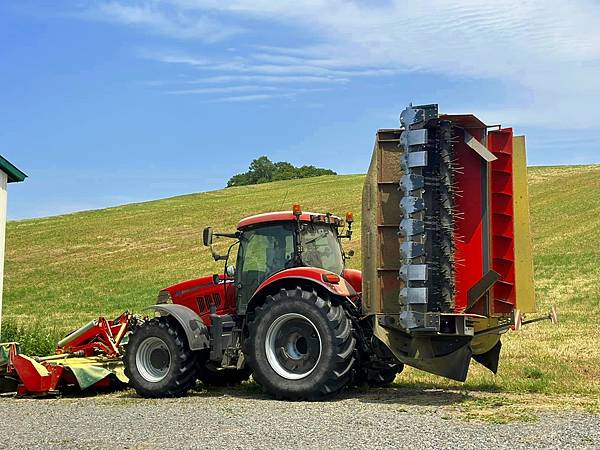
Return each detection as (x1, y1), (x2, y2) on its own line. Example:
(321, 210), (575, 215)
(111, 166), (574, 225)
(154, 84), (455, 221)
(135, 336), (171, 382)
(265, 313), (322, 380)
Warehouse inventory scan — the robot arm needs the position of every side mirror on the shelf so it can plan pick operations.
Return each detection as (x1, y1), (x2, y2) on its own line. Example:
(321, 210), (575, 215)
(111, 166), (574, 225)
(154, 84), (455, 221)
(203, 227), (213, 246)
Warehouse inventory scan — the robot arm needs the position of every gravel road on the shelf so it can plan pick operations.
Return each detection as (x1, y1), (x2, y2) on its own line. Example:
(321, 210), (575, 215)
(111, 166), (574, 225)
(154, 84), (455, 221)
(1, 386), (598, 449)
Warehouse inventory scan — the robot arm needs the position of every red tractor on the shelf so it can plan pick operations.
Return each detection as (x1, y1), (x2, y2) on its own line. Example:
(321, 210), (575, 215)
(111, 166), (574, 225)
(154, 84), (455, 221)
(124, 103), (544, 400)
(124, 205), (399, 400)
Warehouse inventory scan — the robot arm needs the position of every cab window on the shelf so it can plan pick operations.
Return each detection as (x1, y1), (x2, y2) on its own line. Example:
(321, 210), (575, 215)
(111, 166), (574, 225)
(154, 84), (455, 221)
(236, 223), (295, 307)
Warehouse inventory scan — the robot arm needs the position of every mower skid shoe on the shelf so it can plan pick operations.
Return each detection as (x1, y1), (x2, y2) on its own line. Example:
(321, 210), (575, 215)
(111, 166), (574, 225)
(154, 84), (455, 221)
(472, 339), (502, 374)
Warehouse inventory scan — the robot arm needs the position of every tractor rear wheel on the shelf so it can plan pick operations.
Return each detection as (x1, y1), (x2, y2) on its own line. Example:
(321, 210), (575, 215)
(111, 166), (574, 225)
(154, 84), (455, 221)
(245, 287), (355, 400)
(197, 361), (252, 387)
(124, 317), (198, 398)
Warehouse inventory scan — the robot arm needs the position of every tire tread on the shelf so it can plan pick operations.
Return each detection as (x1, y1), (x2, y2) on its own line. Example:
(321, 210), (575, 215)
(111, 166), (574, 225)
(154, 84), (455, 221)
(245, 286), (355, 400)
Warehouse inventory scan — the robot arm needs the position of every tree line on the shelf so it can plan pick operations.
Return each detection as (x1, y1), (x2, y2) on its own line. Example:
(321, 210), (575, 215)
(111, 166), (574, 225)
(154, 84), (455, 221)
(227, 156), (336, 187)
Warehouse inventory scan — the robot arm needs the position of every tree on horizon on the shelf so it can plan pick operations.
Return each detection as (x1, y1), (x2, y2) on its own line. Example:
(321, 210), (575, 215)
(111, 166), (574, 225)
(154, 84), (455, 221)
(227, 156), (336, 187)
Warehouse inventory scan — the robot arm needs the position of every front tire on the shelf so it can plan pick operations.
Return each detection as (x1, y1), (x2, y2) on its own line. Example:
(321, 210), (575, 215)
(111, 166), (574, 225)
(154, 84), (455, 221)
(245, 287), (355, 400)
(124, 317), (198, 398)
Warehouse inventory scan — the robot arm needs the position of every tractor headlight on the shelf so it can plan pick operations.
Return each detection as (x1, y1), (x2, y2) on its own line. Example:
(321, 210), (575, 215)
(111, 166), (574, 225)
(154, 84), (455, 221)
(157, 290), (172, 304)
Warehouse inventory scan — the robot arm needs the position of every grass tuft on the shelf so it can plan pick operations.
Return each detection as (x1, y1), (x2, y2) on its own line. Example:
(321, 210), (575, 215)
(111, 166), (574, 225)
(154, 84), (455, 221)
(524, 367), (545, 380)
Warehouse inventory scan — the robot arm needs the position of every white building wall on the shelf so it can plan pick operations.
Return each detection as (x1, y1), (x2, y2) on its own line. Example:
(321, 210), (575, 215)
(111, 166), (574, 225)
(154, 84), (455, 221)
(0, 171), (7, 337)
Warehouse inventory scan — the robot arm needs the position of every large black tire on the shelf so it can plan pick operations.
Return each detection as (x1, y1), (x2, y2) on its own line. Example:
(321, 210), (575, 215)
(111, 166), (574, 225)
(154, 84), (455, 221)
(245, 287), (355, 400)
(197, 361), (252, 387)
(124, 317), (198, 398)
(364, 362), (404, 387)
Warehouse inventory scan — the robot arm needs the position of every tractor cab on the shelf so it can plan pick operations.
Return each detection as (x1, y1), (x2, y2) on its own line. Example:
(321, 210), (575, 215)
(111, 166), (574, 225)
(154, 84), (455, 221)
(204, 205), (353, 311)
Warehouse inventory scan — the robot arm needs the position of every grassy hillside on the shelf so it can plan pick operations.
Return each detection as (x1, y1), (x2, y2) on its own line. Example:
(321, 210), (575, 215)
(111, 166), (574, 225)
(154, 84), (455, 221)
(3, 166), (600, 398)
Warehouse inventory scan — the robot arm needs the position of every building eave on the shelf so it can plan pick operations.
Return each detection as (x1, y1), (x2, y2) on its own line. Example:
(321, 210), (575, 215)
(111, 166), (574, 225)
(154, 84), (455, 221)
(0, 155), (27, 183)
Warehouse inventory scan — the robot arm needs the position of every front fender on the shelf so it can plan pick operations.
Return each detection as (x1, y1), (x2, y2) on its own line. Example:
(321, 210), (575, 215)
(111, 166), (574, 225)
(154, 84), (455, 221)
(245, 267), (357, 314)
(146, 304), (210, 351)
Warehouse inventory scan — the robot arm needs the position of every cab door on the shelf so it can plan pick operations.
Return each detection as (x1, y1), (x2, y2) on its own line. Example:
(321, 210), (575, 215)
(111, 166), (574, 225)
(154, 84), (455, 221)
(235, 223), (295, 314)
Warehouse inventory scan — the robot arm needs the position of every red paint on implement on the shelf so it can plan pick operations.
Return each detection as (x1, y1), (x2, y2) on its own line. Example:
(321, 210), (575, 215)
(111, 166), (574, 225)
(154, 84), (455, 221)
(56, 311), (132, 357)
(452, 124), (486, 313)
(489, 128), (516, 314)
(5, 312), (135, 396)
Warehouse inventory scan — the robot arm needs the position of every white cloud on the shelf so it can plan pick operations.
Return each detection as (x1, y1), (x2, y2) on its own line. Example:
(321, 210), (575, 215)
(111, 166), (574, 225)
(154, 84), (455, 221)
(82, 0), (600, 127)
(170, 85), (331, 101)
(139, 51), (208, 66)
(212, 94), (279, 103)
(167, 84), (281, 95)
(188, 75), (350, 84)
(140, 74), (350, 87)
(141, 49), (402, 78)
(83, 1), (242, 41)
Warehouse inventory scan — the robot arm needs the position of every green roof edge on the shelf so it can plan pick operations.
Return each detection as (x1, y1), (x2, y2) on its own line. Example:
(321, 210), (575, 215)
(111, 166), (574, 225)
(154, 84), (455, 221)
(0, 155), (27, 183)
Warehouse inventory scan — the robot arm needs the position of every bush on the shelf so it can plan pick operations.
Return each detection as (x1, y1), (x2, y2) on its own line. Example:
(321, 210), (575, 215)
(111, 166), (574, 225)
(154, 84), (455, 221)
(227, 156), (336, 187)
(0, 320), (61, 356)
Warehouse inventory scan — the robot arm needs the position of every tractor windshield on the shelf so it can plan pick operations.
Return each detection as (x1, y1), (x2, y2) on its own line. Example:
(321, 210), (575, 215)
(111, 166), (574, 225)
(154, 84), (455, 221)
(300, 223), (344, 275)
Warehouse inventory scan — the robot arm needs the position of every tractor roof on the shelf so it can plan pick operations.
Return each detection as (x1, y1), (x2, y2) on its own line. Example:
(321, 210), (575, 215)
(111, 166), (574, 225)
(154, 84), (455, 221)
(237, 211), (342, 230)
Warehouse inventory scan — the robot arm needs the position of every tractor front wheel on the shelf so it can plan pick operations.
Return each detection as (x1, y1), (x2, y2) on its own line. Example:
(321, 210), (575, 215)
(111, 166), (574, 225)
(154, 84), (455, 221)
(124, 317), (198, 397)
(245, 287), (355, 400)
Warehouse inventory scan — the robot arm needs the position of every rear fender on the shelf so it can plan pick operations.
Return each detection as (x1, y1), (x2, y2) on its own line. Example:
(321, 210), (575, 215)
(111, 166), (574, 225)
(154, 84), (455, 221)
(245, 267), (357, 314)
(146, 304), (210, 351)
(342, 268), (362, 294)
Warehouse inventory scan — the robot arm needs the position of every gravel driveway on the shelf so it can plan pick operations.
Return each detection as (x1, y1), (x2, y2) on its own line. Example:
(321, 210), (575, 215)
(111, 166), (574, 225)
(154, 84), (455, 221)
(1, 386), (598, 449)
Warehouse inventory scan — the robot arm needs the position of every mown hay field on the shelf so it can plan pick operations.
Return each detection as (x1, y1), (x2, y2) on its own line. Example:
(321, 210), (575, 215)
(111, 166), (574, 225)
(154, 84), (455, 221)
(3, 165), (600, 399)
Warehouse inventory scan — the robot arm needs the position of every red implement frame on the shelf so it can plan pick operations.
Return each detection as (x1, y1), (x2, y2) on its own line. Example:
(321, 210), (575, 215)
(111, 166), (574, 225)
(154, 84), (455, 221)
(489, 128), (516, 314)
(7, 350), (64, 395)
(442, 115), (517, 317)
(441, 115), (489, 314)
(453, 126), (486, 313)
(56, 311), (131, 357)
(3, 312), (133, 396)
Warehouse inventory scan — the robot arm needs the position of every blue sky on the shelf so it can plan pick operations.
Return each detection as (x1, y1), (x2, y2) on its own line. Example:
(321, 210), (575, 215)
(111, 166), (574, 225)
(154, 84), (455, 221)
(2, 1), (599, 220)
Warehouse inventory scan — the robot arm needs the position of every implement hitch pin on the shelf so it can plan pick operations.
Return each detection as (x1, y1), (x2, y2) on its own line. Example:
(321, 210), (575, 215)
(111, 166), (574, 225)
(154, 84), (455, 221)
(514, 305), (558, 331)
(475, 306), (558, 336)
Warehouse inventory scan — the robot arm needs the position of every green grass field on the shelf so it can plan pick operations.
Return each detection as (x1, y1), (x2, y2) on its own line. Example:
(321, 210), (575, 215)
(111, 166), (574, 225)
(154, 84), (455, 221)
(3, 165), (600, 401)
